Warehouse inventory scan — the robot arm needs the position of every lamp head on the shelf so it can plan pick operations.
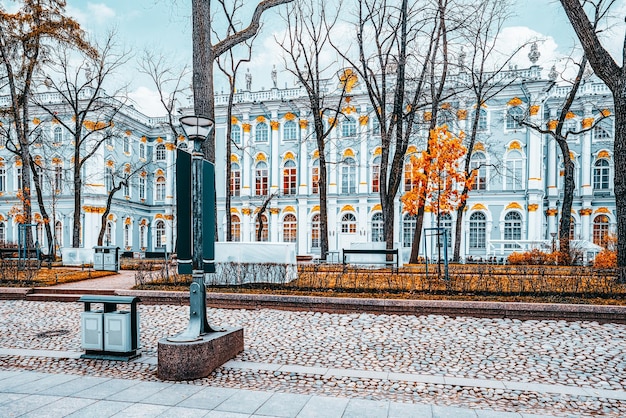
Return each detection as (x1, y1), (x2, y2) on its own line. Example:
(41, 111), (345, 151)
(179, 115), (214, 142)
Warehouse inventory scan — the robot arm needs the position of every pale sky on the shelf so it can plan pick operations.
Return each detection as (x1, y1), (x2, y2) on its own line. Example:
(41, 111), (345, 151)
(56, 0), (625, 116)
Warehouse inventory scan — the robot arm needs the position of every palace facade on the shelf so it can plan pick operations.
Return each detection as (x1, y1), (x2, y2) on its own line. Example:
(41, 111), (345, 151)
(0, 64), (616, 263)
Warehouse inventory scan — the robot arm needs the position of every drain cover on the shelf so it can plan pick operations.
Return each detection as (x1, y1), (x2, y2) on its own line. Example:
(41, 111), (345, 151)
(36, 329), (70, 338)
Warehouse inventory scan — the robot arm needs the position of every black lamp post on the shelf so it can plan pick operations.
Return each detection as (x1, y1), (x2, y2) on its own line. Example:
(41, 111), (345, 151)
(168, 115), (222, 342)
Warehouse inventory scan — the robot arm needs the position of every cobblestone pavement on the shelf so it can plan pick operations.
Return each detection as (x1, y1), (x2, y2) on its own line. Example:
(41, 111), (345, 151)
(1, 300), (625, 417)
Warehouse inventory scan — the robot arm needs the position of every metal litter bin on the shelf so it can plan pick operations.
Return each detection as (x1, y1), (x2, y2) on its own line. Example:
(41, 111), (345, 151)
(93, 246), (120, 272)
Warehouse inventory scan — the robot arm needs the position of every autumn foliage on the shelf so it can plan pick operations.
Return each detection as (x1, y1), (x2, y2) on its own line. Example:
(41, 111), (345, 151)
(401, 126), (472, 216)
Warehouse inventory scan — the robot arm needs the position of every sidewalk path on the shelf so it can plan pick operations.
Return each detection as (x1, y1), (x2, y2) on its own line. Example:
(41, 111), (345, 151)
(51, 269), (136, 291)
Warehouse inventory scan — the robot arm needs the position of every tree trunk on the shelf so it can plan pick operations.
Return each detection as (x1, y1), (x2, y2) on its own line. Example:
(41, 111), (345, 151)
(614, 95), (626, 267)
(558, 140), (575, 261)
(28, 160), (53, 253)
(73, 155), (82, 247)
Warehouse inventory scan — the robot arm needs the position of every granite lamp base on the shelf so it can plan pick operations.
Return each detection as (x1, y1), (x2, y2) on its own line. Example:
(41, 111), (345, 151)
(157, 327), (244, 381)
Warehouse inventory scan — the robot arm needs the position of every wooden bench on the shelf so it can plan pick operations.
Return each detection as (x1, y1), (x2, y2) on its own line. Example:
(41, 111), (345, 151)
(342, 249), (399, 272)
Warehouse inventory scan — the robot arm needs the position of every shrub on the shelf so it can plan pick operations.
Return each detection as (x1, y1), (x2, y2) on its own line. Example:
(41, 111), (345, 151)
(507, 249), (555, 265)
(594, 250), (617, 269)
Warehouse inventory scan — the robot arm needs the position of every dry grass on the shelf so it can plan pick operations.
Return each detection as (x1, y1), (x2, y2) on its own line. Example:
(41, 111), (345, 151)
(0, 261), (115, 287)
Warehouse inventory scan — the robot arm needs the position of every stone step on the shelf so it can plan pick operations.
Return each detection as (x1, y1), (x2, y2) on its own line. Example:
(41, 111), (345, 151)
(30, 288), (116, 295)
(25, 293), (84, 303)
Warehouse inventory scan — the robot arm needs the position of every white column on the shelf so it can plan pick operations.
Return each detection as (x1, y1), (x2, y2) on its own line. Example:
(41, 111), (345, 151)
(581, 118), (593, 197)
(527, 111), (542, 191)
(358, 113), (368, 194)
(297, 203), (308, 254)
(328, 120), (338, 195)
(270, 207), (280, 242)
(242, 208), (252, 242)
(242, 123), (252, 197)
(298, 120), (309, 195)
(270, 120), (280, 194)
(580, 208), (592, 241)
(547, 138), (557, 197)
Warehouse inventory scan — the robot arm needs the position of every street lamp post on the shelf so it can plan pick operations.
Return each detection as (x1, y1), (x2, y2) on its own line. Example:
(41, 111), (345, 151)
(168, 115), (222, 342)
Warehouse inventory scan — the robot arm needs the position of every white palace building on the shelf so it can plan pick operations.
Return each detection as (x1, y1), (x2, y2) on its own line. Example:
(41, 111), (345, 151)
(0, 63), (616, 263)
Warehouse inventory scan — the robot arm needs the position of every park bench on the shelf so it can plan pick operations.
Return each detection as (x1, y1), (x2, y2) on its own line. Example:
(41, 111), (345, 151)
(342, 248), (399, 272)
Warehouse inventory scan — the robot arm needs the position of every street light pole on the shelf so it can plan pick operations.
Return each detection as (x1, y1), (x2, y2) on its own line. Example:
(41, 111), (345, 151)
(168, 115), (222, 342)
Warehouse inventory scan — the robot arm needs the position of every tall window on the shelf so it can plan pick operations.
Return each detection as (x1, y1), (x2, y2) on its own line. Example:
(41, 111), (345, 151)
(54, 166), (63, 192)
(105, 167), (113, 192)
(283, 160), (297, 195)
(256, 214), (269, 241)
(255, 122), (268, 142)
(123, 180), (130, 198)
(231, 215), (241, 242)
(403, 214), (417, 247)
(372, 156), (380, 193)
(341, 213), (357, 233)
(283, 121), (297, 141)
(123, 136), (130, 154)
(155, 220), (166, 248)
(504, 211), (522, 247)
(0, 166), (5, 193)
(439, 213), (452, 249)
(140, 225), (147, 249)
(155, 144), (166, 161)
(124, 223), (131, 248)
(231, 125), (241, 144)
(105, 135), (113, 147)
(53, 127), (63, 145)
(593, 215), (609, 248)
(372, 117), (380, 136)
(469, 212), (487, 249)
(0, 222), (5, 244)
(341, 157), (356, 194)
(55, 221), (62, 248)
(139, 176), (146, 200)
(372, 212), (384, 242)
(155, 176), (166, 201)
(471, 152), (487, 190)
(105, 221), (114, 245)
(139, 143), (146, 159)
(404, 158), (418, 191)
(593, 159), (610, 190)
(283, 214), (297, 242)
(506, 106), (524, 130)
(230, 163), (241, 196)
(506, 150), (523, 190)
(16, 166), (22, 190)
(342, 117), (356, 137)
(474, 109), (488, 131)
(311, 214), (320, 249)
(255, 161), (268, 195)
(569, 217), (576, 240)
(311, 159), (319, 195)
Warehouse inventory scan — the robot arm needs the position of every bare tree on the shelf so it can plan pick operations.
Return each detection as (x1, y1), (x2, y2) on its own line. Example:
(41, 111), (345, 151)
(33, 32), (130, 248)
(191, 0), (294, 164)
(278, 0), (347, 260)
(0, 0), (94, 247)
(559, 0), (626, 268)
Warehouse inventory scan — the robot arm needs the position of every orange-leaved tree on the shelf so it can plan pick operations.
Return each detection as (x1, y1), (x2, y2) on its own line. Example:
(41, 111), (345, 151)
(401, 126), (473, 262)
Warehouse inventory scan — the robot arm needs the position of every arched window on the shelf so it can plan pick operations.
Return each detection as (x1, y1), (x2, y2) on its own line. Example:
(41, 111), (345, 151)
(506, 106), (524, 130)
(341, 213), (357, 233)
(283, 160), (297, 195)
(593, 215), (609, 248)
(372, 212), (384, 242)
(155, 220), (166, 248)
(341, 157), (356, 194)
(593, 159), (610, 190)
(178, 142), (188, 151)
(155, 144), (166, 161)
(283, 121), (297, 141)
(473, 109), (488, 131)
(124, 223), (131, 248)
(53, 127), (63, 145)
(311, 214), (320, 249)
(372, 156), (380, 193)
(140, 225), (147, 249)
(311, 159), (319, 195)
(439, 213), (452, 249)
(55, 221), (63, 248)
(505, 150), (524, 190)
(593, 119), (612, 140)
(230, 163), (241, 196)
(342, 117), (356, 137)
(255, 213), (269, 242)
(504, 211), (522, 247)
(0, 222), (5, 244)
(155, 176), (166, 201)
(231, 125), (241, 144)
(470, 152), (487, 190)
(231, 215), (241, 242)
(469, 212), (486, 249)
(105, 221), (114, 245)
(403, 214), (417, 247)
(255, 161), (268, 195)
(283, 214), (297, 242)
(255, 122), (268, 142)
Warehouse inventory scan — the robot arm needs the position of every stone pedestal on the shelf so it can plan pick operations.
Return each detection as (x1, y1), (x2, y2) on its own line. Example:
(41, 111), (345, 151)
(157, 327), (244, 381)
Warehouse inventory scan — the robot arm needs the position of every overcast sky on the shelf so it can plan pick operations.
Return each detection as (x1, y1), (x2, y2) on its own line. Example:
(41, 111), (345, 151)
(57, 0), (625, 116)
